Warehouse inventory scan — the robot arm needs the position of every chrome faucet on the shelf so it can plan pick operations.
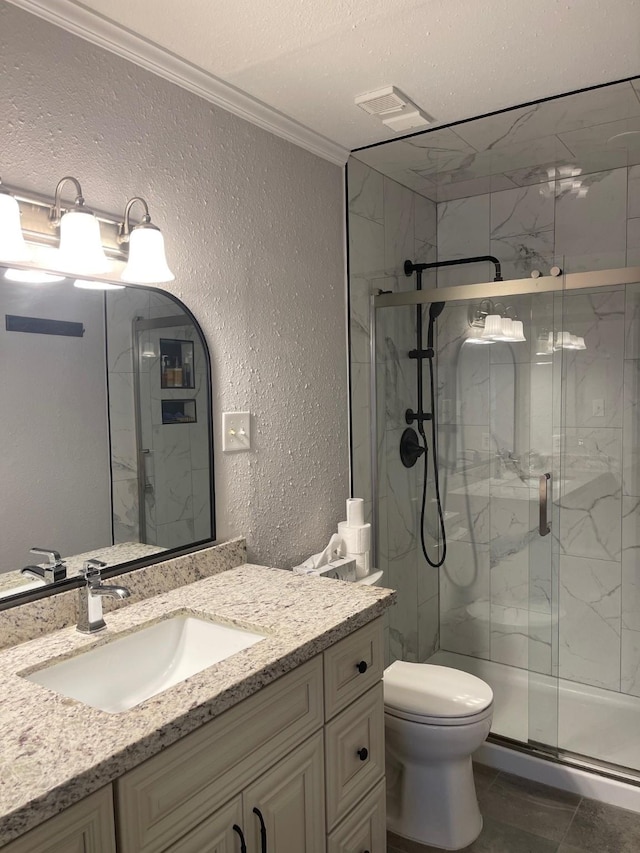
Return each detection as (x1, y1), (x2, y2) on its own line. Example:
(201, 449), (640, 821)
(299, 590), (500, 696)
(21, 547), (67, 583)
(77, 559), (131, 634)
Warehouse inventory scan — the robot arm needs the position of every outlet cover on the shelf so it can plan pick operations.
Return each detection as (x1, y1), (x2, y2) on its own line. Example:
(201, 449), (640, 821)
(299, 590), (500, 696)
(222, 412), (251, 452)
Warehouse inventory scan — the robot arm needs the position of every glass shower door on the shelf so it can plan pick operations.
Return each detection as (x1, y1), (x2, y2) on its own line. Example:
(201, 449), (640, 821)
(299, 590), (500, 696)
(370, 280), (563, 753)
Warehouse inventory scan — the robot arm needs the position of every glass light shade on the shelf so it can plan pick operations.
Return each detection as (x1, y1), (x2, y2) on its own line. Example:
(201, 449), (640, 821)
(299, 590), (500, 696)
(497, 317), (514, 340)
(0, 192), (29, 262)
(4, 268), (64, 284)
(482, 314), (502, 340)
(73, 279), (124, 291)
(57, 209), (109, 274)
(536, 332), (553, 356)
(466, 327), (492, 345)
(511, 320), (526, 342)
(121, 226), (174, 284)
(141, 341), (157, 358)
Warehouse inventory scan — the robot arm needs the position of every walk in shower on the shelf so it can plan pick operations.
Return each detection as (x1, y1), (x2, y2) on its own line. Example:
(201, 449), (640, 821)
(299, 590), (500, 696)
(347, 77), (640, 787)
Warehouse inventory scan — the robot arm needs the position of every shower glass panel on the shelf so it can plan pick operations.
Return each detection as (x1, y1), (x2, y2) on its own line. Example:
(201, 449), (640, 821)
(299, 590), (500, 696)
(372, 280), (563, 754)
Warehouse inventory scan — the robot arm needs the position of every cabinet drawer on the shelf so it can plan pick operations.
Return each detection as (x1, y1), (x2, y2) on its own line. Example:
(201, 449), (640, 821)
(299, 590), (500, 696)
(327, 779), (386, 853)
(2, 786), (116, 853)
(323, 619), (384, 720)
(325, 682), (385, 831)
(117, 656), (323, 853)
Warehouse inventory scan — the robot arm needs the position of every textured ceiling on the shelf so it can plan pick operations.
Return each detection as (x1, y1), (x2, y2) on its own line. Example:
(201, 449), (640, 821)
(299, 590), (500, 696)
(12, 0), (640, 152)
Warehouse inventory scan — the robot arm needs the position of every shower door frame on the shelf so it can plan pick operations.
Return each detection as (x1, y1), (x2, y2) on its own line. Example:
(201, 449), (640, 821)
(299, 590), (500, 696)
(368, 264), (640, 785)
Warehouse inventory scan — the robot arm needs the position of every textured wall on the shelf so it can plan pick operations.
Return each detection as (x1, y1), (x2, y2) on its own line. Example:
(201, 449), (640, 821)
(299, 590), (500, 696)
(0, 2), (348, 568)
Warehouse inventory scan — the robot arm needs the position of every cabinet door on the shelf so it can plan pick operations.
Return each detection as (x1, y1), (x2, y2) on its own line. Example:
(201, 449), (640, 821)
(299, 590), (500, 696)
(243, 732), (325, 853)
(166, 796), (243, 853)
(327, 779), (385, 853)
(2, 786), (116, 853)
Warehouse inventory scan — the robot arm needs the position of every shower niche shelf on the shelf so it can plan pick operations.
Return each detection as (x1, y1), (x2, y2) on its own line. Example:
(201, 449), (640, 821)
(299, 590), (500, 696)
(160, 338), (194, 389)
(161, 399), (197, 425)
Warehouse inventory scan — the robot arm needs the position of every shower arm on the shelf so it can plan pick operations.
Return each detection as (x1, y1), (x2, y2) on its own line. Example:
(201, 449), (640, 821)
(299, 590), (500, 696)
(404, 256), (503, 283)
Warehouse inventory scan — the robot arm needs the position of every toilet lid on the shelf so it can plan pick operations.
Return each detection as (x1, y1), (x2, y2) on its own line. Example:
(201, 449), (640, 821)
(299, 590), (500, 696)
(384, 661), (493, 718)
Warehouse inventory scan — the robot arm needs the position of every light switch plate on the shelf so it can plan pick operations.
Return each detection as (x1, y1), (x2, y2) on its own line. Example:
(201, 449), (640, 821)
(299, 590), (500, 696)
(222, 412), (251, 452)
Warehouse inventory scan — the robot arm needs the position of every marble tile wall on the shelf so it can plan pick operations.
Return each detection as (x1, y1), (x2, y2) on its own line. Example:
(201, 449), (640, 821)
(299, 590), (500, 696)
(436, 165), (639, 283)
(348, 157), (438, 665)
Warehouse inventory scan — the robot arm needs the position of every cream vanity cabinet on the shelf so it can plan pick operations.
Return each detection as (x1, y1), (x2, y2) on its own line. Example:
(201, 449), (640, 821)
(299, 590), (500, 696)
(1, 787), (117, 853)
(4, 618), (386, 853)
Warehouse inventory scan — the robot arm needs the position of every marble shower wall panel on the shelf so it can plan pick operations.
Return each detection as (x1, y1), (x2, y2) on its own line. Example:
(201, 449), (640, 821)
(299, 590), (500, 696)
(555, 169), (628, 273)
(388, 551), (419, 663)
(436, 165), (637, 283)
(439, 540), (490, 658)
(559, 428), (622, 562)
(436, 196), (491, 286)
(348, 160), (438, 665)
(489, 185), (555, 281)
(561, 289), (625, 430)
(622, 496), (640, 696)
(629, 166), (640, 267)
(559, 554), (621, 691)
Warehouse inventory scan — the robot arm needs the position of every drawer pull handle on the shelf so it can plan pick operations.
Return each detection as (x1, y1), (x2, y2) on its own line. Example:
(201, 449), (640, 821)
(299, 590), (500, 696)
(232, 824), (247, 853)
(253, 807), (268, 853)
(356, 660), (368, 674)
(357, 747), (369, 761)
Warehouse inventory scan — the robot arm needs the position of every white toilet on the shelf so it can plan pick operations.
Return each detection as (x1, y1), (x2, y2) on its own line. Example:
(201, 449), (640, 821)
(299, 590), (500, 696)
(384, 661), (494, 851)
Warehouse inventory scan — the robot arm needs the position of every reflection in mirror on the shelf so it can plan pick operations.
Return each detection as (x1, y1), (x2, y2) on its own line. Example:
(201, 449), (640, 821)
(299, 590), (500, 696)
(0, 269), (214, 601)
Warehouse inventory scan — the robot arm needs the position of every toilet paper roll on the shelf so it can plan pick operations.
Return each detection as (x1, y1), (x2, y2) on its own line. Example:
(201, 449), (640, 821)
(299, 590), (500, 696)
(338, 521), (371, 554)
(346, 498), (365, 527)
(348, 550), (370, 579)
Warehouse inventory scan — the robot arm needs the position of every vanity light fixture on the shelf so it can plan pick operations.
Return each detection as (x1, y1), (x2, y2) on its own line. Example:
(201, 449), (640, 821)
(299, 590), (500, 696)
(119, 197), (174, 284)
(50, 177), (110, 275)
(0, 172), (175, 286)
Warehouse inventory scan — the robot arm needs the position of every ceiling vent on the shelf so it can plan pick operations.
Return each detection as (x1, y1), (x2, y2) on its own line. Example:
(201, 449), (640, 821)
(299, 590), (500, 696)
(354, 86), (433, 132)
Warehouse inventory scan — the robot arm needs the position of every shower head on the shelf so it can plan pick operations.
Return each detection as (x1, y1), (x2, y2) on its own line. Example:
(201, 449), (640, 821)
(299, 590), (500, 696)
(429, 301), (445, 321)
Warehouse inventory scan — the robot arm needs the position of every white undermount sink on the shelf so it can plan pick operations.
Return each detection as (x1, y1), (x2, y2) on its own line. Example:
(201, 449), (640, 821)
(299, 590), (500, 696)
(23, 614), (265, 714)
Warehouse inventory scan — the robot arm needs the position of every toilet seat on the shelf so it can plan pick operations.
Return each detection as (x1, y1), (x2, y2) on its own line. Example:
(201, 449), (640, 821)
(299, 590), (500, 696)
(384, 661), (493, 726)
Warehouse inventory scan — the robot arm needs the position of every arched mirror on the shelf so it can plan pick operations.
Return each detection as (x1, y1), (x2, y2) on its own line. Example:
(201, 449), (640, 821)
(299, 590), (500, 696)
(0, 269), (214, 603)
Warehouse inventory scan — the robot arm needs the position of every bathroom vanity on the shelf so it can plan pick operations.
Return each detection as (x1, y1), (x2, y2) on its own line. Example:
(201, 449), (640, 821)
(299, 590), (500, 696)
(0, 563), (393, 852)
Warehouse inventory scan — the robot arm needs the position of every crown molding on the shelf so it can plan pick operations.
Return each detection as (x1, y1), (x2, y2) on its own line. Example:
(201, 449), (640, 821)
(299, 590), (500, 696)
(7, 0), (350, 166)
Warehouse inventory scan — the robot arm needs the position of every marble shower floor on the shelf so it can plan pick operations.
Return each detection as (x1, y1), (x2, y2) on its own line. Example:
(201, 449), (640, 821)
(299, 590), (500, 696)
(387, 764), (640, 853)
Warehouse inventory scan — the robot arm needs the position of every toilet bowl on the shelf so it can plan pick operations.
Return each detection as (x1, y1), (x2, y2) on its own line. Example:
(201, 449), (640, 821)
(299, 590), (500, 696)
(384, 661), (494, 851)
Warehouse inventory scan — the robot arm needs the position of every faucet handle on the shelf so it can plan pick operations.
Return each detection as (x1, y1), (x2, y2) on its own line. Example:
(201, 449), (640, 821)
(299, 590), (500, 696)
(30, 547), (64, 567)
(82, 559), (107, 583)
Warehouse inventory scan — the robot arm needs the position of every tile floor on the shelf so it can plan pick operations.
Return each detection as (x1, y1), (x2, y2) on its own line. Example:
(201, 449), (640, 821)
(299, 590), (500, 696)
(387, 764), (640, 853)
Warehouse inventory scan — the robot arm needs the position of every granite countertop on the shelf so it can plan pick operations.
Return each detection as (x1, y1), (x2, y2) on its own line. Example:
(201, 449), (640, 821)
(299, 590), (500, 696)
(0, 563), (394, 845)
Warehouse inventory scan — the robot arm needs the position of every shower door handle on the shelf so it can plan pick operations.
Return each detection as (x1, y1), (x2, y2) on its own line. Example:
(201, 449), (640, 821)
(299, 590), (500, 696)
(539, 473), (551, 537)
